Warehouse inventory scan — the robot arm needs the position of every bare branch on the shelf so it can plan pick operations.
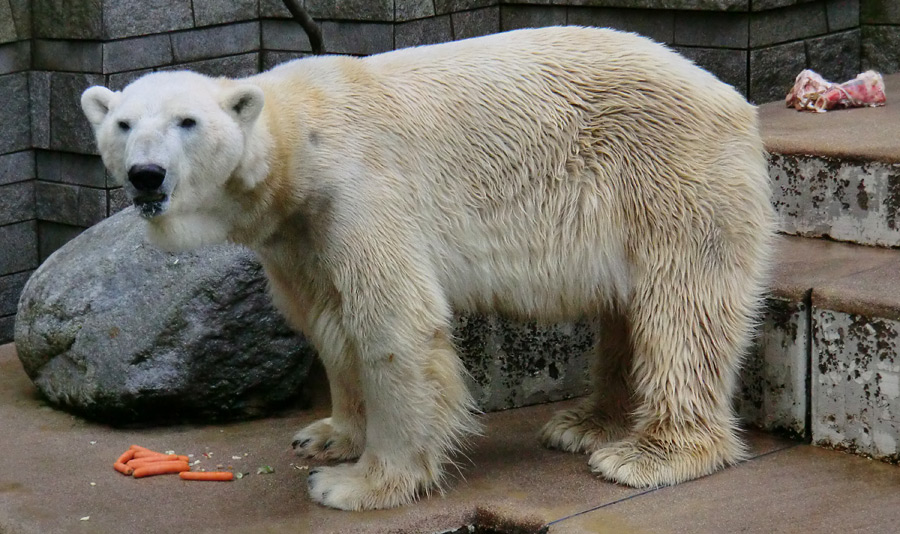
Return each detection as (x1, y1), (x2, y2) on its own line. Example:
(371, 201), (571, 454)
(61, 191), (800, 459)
(281, 0), (325, 55)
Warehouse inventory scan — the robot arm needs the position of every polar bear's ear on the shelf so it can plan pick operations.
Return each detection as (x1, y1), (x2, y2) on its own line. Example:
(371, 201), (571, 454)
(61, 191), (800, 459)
(221, 85), (265, 128)
(81, 86), (119, 127)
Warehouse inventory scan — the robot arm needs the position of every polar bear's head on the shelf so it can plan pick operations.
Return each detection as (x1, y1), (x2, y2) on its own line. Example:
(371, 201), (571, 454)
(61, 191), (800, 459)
(81, 71), (266, 250)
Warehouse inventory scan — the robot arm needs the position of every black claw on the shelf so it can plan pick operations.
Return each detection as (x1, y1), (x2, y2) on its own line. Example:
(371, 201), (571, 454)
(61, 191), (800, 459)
(323, 439), (333, 450)
(293, 438), (311, 449)
(292, 440), (301, 448)
(308, 468), (320, 476)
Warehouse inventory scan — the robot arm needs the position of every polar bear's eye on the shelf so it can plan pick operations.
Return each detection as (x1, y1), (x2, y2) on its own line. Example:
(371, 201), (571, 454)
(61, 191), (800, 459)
(179, 118), (197, 129)
(117, 121), (130, 132)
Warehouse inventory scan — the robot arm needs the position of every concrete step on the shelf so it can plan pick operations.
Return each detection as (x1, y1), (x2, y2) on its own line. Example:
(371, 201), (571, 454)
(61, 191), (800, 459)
(761, 73), (900, 247)
(740, 235), (900, 463)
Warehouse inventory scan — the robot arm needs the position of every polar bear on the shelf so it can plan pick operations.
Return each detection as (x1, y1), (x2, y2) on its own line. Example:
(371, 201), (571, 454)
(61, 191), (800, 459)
(81, 26), (774, 510)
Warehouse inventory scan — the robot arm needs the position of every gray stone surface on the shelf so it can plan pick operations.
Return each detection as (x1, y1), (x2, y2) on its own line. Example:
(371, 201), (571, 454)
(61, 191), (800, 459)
(33, 39), (103, 73)
(826, 0), (859, 30)
(396, 15), (453, 49)
(37, 221), (83, 262)
(107, 68), (153, 92)
(0, 73), (30, 154)
(501, 5), (567, 32)
(8, 0), (30, 40)
(29, 71), (50, 149)
(813, 308), (900, 460)
(261, 50), (308, 71)
(0, 150), (34, 186)
(568, 0), (748, 10)
(308, 0), (394, 21)
(14, 207), (316, 424)
(172, 22), (260, 63)
(0, 270), (31, 317)
(35, 151), (107, 189)
(0, 40), (30, 75)
(675, 47), (748, 96)
(750, 1), (829, 47)
(193, 0), (259, 26)
(0, 221), (37, 275)
(753, 0), (816, 10)
(806, 29), (861, 84)
(453, 6), (501, 40)
(674, 11), (749, 47)
(0, 181), (34, 226)
(0, 315), (11, 343)
(48, 72), (104, 154)
(769, 154), (900, 247)
(435, 0), (498, 15)
(259, 0), (290, 18)
(738, 297), (808, 437)
(261, 19), (312, 52)
(32, 0), (102, 39)
(396, 0), (435, 22)
(861, 0), (900, 24)
(102, 33), (173, 74)
(749, 40), (806, 103)
(36, 181), (107, 227)
(169, 53), (261, 79)
(107, 187), (131, 215)
(568, 7), (675, 44)
(102, 0), (193, 40)
(320, 21), (393, 55)
(861, 25), (900, 74)
(454, 314), (591, 412)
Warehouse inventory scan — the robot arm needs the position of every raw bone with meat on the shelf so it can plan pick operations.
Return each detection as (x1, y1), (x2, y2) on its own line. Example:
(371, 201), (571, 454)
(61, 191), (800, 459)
(785, 69), (886, 112)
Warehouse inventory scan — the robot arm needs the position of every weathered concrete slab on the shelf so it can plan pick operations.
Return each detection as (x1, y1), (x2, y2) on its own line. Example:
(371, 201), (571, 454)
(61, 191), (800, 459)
(812, 308), (900, 461)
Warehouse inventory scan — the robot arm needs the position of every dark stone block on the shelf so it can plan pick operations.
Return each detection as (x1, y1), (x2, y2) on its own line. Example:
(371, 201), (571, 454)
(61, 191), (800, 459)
(166, 53), (261, 79)
(103, 0), (193, 40)
(567, 0), (748, 10)
(29, 71), (50, 150)
(0, 315), (12, 344)
(749, 40), (807, 104)
(261, 51), (309, 71)
(827, 0), (859, 30)
(861, 0), (900, 24)
(36, 182), (107, 227)
(37, 220), (83, 261)
(861, 25), (900, 73)
(0, 181), (35, 226)
(0, 270), (31, 316)
(806, 29), (860, 83)
(269, 0), (393, 21)
(0, 221), (37, 275)
(33, 40), (103, 73)
(106, 69), (154, 92)
(435, 0), (498, 15)
(568, 7), (675, 43)
(750, 2), (828, 47)
(320, 21), (393, 55)
(261, 20), (312, 52)
(35, 151), (107, 189)
(675, 47), (748, 96)
(752, 0), (813, 10)
(0, 40), (30, 75)
(0, 151), (34, 186)
(0, 73), (31, 154)
(9, 0), (31, 40)
(193, 0), (259, 27)
(108, 187), (131, 215)
(49, 72), (105, 154)
(501, 5), (567, 31)
(102, 34), (173, 74)
(453, 6), (501, 40)
(674, 11), (748, 47)
(396, 16), (454, 49)
(259, 0), (290, 18)
(396, 0), (435, 21)
(33, 0), (103, 39)
(172, 22), (260, 63)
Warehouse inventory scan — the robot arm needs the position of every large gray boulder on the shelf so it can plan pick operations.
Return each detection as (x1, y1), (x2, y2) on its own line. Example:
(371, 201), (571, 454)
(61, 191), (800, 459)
(14, 207), (316, 424)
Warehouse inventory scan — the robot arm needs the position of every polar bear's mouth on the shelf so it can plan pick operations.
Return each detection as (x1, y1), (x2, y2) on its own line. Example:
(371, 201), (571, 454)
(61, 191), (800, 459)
(133, 193), (168, 218)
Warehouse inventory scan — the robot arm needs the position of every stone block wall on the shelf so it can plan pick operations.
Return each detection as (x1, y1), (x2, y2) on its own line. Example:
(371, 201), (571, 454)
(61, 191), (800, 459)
(0, 0), (891, 343)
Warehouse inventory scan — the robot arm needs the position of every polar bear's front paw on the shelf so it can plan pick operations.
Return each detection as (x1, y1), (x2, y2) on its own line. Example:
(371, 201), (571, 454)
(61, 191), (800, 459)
(539, 405), (628, 454)
(588, 435), (745, 488)
(306, 456), (428, 510)
(292, 418), (363, 461)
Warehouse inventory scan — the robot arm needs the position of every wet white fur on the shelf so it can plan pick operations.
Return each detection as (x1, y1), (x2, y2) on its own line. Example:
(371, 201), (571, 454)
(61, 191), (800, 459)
(82, 27), (774, 510)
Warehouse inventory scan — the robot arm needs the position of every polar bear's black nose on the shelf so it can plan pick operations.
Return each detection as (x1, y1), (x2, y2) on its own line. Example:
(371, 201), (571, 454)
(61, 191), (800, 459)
(128, 164), (166, 192)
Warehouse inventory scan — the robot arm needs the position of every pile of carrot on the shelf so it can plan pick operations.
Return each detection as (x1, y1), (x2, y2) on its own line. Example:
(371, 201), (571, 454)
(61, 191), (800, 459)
(113, 445), (234, 481)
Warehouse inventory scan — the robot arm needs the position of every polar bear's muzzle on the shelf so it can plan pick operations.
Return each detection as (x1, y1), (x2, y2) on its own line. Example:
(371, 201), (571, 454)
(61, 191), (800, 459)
(128, 164), (169, 218)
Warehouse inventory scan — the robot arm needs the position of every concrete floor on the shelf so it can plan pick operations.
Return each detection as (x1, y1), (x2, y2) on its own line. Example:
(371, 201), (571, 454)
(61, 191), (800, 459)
(1, 344), (899, 534)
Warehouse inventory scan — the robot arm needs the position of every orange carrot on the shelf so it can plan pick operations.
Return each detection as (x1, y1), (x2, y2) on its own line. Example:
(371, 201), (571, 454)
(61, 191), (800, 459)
(127, 456), (190, 469)
(179, 471), (234, 481)
(129, 445), (160, 454)
(116, 449), (136, 464)
(133, 450), (174, 459)
(113, 462), (134, 475)
(132, 461), (190, 478)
